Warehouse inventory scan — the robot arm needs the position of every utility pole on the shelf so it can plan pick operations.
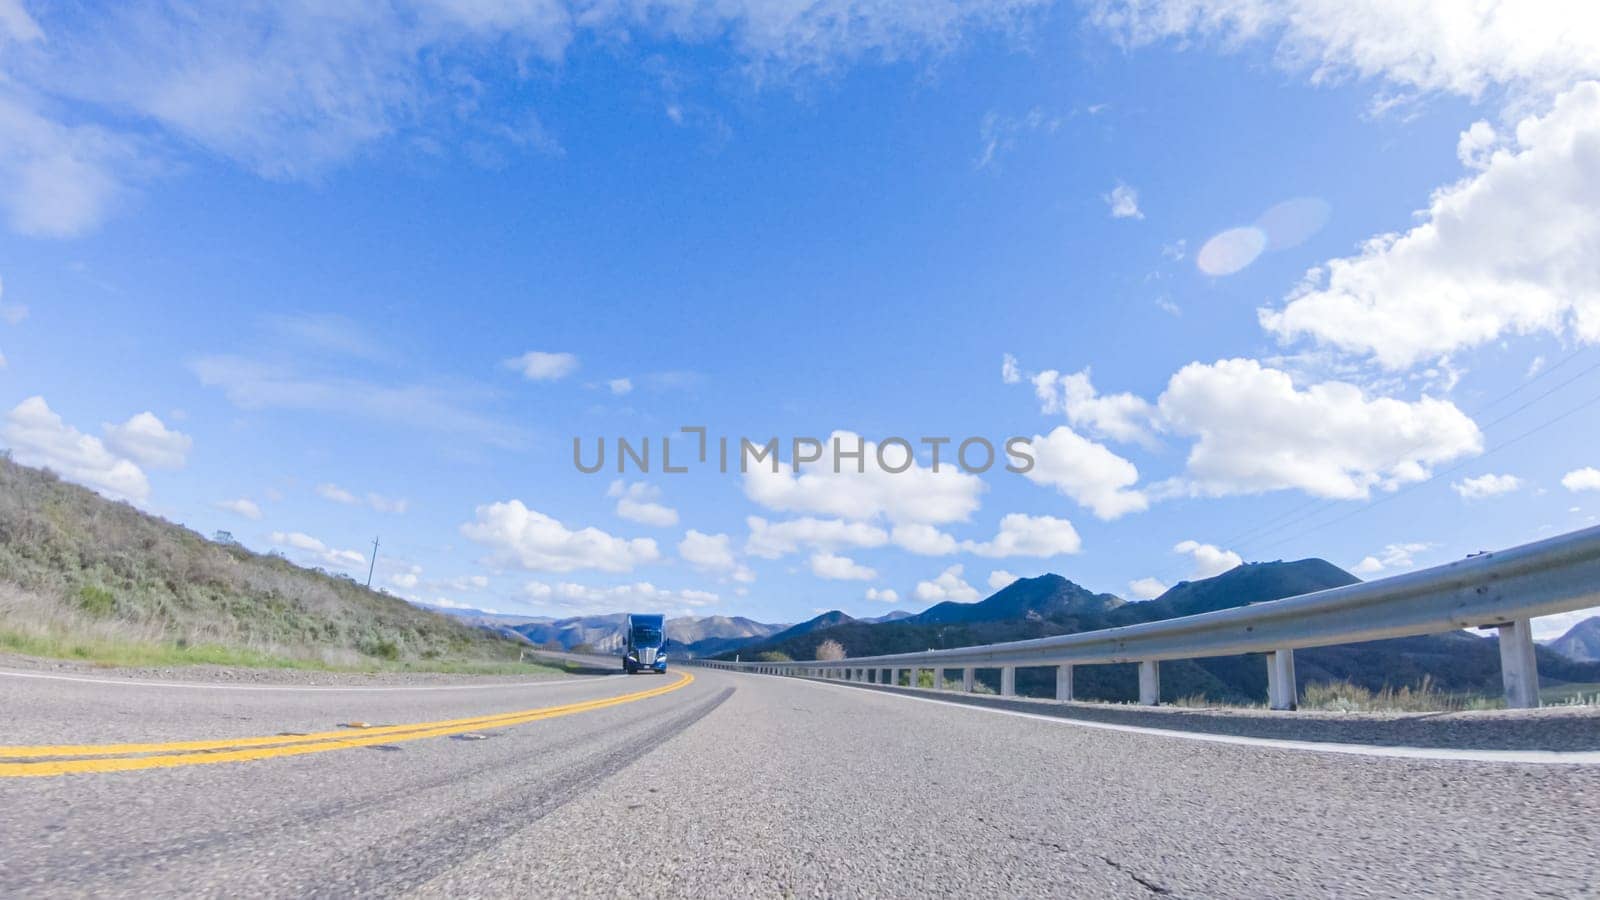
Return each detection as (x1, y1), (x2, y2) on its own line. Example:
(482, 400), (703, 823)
(365, 536), (380, 588)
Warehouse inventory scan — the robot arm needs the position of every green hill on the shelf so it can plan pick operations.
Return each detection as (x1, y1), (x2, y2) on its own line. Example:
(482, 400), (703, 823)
(0, 457), (544, 672)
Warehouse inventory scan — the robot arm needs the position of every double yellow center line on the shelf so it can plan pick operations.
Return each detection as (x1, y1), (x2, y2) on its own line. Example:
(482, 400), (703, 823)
(0, 670), (692, 778)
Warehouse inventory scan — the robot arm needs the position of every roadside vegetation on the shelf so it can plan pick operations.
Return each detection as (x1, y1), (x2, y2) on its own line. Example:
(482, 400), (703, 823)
(0, 458), (551, 674)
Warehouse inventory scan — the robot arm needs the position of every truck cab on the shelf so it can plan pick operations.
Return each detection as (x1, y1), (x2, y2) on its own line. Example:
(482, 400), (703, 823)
(622, 613), (667, 674)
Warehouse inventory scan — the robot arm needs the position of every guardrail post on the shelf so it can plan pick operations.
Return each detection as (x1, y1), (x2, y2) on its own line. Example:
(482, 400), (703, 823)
(1000, 666), (1015, 697)
(1138, 660), (1160, 706)
(1498, 618), (1541, 709)
(1266, 650), (1297, 710)
(891, 667), (902, 686)
(1055, 664), (1074, 702)
(962, 667), (975, 692)
(930, 667), (943, 691)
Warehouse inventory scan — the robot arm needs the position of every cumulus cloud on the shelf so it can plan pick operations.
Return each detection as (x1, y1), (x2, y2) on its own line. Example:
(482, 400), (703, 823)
(522, 580), (718, 616)
(1452, 473), (1523, 499)
(1260, 83), (1600, 369)
(988, 569), (1020, 591)
(461, 500), (660, 573)
(914, 564), (980, 602)
(505, 351), (578, 381)
(100, 410), (190, 469)
(608, 481), (679, 527)
(214, 498), (262, 520)
(1104, 181), (1143, 219)
(1001, 352), (1022, 384)
(743, 430), (985, 526)
(2, 396), (151, 501)
(1173, 539), (1242, 579)
(1158, 358), (1482, 499)
(1563, 467), (1600, 492)
(744, 515), (889, 558)
(964, 513), (1082, 558)
(1022, 425), (1149, 519)
(1032, 367), (1160, 445)
(1127, 577), (1168, 600)
(1089, 0), (1600, 100)
(865, 587), (900, 603)
(1352, 542), (1432, 576)
(268, 530), (367, 570)
(679, 530), (754, 582)
(890, 523), (959, 556)
(809, 551), (877, 581)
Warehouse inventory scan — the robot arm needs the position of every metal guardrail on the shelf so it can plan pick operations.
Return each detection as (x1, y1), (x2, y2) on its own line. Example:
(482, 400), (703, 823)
(690, 524), (1600, 709)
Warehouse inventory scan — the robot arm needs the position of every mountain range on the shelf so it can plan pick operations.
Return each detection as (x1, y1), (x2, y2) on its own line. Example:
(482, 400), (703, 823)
(718, 561), (1600, 703)
(1544, 616), (1600, 662)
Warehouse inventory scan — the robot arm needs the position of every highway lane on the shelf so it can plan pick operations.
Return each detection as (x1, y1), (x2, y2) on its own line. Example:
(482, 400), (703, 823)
(3, 666), (1597, 898)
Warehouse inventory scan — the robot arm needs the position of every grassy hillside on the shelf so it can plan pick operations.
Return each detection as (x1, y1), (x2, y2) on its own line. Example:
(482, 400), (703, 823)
(0, 458), (544, 672)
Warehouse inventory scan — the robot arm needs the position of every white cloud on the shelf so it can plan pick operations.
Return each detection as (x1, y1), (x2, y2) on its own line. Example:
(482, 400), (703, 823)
(2, 396), (149, 502)
(744, 515), (889, 558)
(1260, 83), (1600, 369)
(964, 513), (1082, 558)
(1001, 352), (1021, 384)
(214, 498), (262, 520)
(1173, 539), (1242, 579)
(316, 482), (408, 514)
(865, 587), (900, 603)
(460, 500), (660, 573)
(0, 93), (129, 237)
(1104, 181), (1143, 219)
(505, 351), (578, 381)
(267, 530), (367, 570)
(988, 569), (1020, 591)
(606, 377), (633, 396)
(914, 564), (980, 602)
(522, 580), (718, 616)
(890, 523), (959, 556)
(101, 411), (191, 469)
(1090, 1), (1600, 101)
(743, 430), (985, 526)
(0, 2), (1043, 236)
(679, 530), (754, 582)
(976, 107), (1061, 169)
(608, 480), (679, 526)
(1562, 467), (1600, 492)
(1032, 367), (1159, 445)
(1352, 542), (1431, 576)
(1022, 425), (1149, 520)
(1452, 473), (1523, 499)
(1127, 577), (1168, 600)
(1158, 358), (1482, 499)
(809, 551), (877, 581)
(316, 483), (359, 505)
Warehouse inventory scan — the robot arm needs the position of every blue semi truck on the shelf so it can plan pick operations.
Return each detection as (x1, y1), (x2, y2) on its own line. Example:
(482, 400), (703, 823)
(621, 613), (667, 674)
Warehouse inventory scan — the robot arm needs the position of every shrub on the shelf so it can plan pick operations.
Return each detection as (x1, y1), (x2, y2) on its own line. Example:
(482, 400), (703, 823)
(815, 639), (846, 661)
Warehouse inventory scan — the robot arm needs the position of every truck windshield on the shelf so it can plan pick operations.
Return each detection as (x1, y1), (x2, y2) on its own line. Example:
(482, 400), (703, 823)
(632, 625), (663, 645)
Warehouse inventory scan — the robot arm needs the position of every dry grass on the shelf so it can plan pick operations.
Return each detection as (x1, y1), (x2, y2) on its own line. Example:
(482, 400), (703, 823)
(0, 458), (544, 673)
(1299, 676), (1501, 712)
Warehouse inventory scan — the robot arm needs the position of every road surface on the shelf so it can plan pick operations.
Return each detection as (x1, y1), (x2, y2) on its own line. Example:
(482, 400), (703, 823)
(2, 663), (1596, 898)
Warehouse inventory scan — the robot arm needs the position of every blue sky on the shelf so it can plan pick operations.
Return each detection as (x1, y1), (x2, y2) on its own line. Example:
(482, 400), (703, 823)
(3, 2), (1599, 635)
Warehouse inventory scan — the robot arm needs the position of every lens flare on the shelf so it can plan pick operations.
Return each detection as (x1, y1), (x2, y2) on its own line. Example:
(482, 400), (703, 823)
(1196, 227), (1266, 276)
(1257, 197), (1331, 251)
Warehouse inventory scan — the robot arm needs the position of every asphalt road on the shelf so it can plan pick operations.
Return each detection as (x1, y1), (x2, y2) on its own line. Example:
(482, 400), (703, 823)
(2, 664), (1597, 899)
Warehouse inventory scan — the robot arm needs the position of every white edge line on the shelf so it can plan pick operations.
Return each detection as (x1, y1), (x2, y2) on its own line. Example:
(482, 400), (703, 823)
(0, 669), (610, 693)
(777, 674), (1600, 766)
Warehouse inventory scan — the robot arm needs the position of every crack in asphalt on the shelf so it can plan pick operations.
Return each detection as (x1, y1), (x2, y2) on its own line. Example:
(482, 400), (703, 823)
(973, 814), (1177, 897)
